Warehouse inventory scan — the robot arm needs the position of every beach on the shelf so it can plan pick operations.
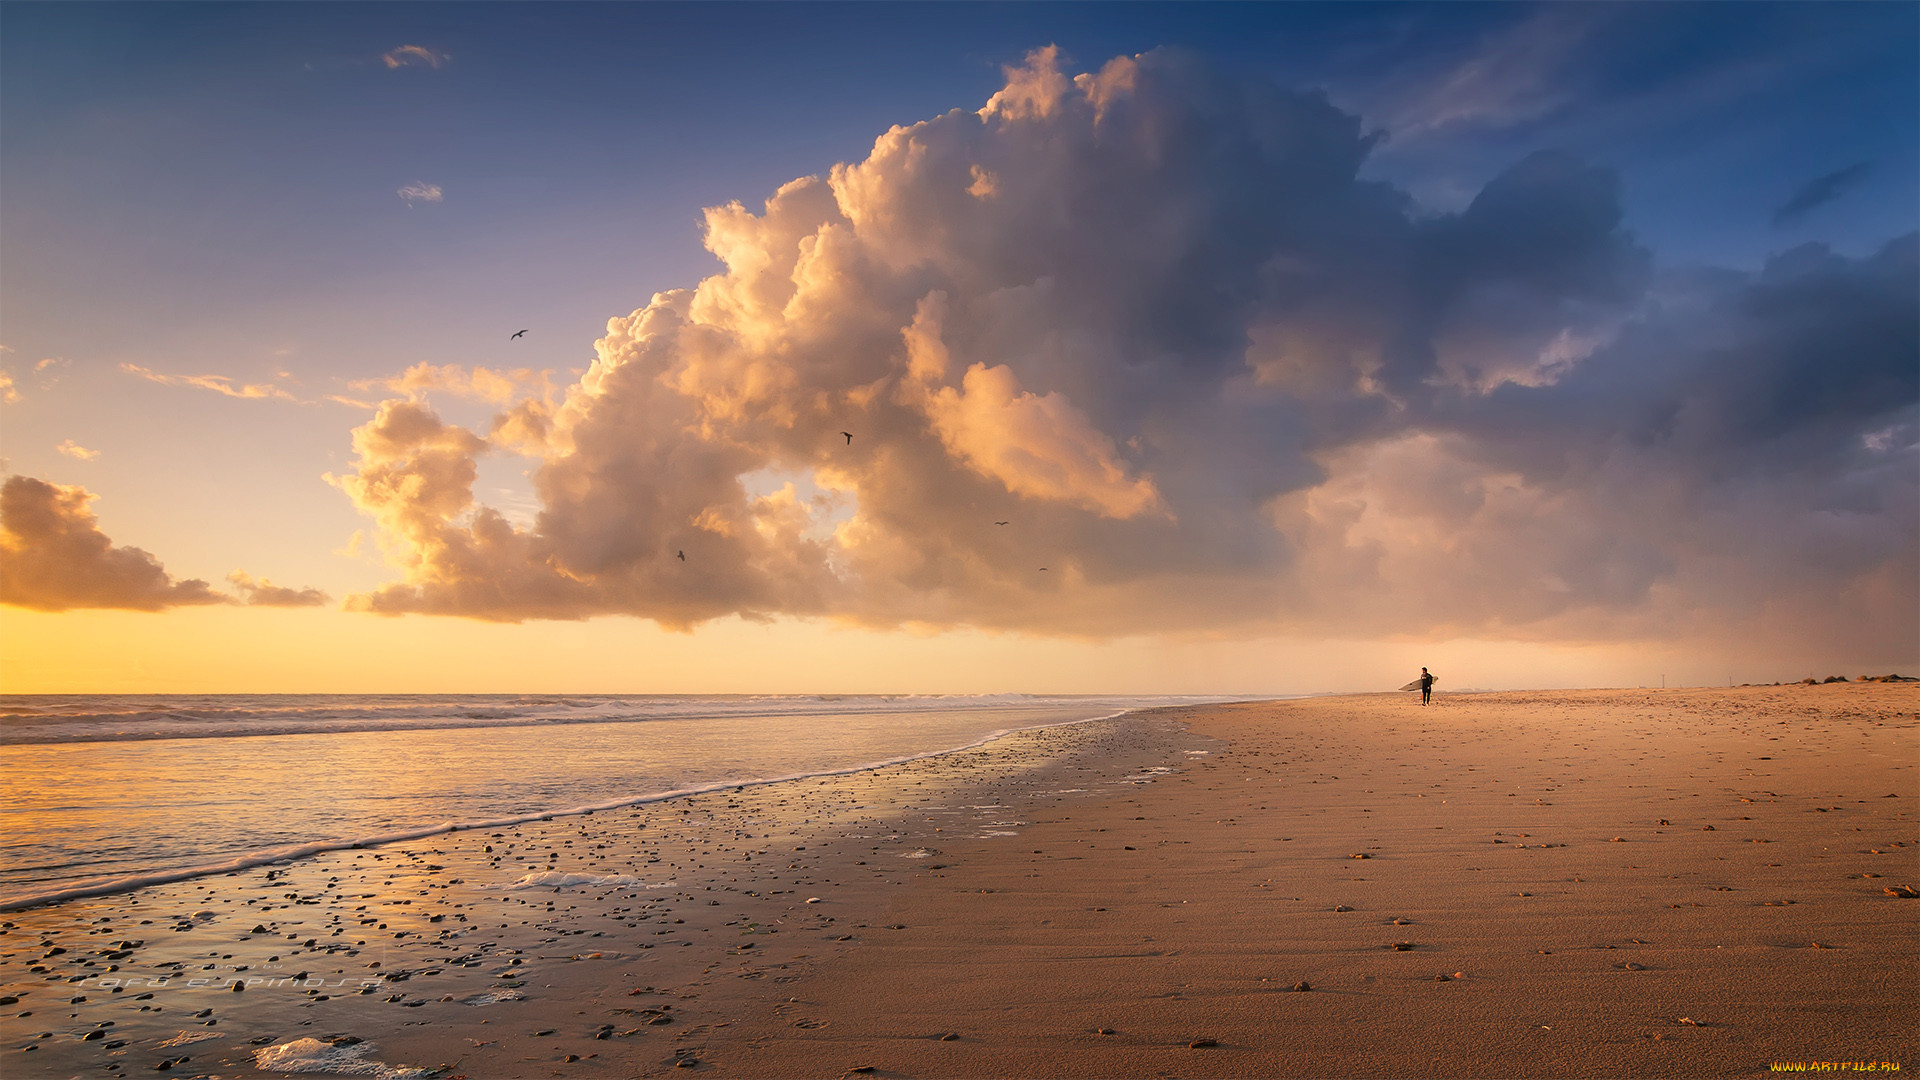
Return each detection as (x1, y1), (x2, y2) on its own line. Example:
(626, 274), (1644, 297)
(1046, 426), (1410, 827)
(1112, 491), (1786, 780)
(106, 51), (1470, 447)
(2, 684), (1913, 1078)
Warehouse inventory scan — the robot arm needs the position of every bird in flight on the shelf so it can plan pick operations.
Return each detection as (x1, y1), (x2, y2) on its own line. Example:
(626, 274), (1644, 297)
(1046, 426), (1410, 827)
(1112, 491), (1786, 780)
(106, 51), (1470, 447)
(840, 431), (853, 444)
(994, 521), (1009, 526)
(511, 329), (528, 340)
(1037, 567), (1048, 572)
(676, 550), (686, 562)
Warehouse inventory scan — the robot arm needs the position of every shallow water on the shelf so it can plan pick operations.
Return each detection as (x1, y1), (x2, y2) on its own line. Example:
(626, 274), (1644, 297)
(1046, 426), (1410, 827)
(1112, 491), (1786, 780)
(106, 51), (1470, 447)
(0, 693), (1222, 907)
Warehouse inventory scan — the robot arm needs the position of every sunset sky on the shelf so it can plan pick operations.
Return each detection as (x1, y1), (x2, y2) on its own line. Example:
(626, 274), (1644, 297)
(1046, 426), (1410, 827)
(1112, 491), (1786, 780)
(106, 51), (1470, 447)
(3, 3), (1915, 694)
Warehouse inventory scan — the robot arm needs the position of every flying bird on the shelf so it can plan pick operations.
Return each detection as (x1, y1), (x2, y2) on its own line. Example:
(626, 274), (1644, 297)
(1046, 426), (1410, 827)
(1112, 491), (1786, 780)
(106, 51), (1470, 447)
(676, 550), (685, 561)
(994, 521), (1009, 526)
(1038, 567), (1048, 572)
(511, 329), (528, 340)
(840, 432), (853, 444)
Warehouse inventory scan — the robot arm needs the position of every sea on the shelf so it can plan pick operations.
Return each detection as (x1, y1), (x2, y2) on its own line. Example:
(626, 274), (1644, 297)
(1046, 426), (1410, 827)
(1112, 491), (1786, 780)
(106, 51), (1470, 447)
(0, 693), (1233, 910)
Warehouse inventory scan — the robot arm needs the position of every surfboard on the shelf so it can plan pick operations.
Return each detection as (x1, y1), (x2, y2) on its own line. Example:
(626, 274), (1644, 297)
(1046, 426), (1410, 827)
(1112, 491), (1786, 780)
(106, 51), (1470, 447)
(1398, 676), (1437, 692)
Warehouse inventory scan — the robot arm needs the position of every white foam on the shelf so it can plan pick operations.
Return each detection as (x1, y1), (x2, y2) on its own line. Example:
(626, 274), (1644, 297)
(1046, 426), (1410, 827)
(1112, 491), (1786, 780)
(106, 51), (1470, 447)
(156, 1030), (224, 1048)
(460, 990), (524, 1005)
(253, 1037), (431, 1078)
(497, 871), (669, 890)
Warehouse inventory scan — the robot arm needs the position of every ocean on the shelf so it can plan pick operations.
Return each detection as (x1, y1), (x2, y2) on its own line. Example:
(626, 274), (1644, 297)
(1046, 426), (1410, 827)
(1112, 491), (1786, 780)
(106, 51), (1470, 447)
(0, 693), (1225, 910)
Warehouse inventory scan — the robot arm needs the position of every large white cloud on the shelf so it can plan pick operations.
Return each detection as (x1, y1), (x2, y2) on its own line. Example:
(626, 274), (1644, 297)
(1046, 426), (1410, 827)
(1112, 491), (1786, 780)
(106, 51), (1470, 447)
(332, 47), (1917, 660)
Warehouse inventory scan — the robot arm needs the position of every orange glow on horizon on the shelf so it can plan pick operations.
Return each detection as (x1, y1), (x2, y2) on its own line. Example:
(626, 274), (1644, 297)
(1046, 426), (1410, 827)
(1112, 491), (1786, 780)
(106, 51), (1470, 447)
(0, 603), (1773, 696)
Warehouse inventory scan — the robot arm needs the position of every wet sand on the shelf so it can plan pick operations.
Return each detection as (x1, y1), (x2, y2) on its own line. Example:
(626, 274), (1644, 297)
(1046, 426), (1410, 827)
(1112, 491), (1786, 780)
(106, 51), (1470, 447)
(2, 685), (1913, 1078)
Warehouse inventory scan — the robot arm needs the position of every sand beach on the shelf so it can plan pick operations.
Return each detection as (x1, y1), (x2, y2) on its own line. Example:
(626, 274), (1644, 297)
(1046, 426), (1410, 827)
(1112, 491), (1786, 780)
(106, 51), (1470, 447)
(2, 684), (1913, 1078)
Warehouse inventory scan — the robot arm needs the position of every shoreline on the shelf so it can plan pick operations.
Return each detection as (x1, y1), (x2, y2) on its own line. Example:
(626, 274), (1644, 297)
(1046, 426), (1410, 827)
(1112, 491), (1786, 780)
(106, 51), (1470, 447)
(2, 686), (1913, 1078)
(0, 704), (1156, 912)
(0, 705), (1216, 1077)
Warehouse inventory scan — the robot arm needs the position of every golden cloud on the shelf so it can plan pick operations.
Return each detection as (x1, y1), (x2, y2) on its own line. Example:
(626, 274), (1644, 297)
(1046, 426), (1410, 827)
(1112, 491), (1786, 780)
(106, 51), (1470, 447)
(0, 476), (227, 612)
(382, 45), (447, 70)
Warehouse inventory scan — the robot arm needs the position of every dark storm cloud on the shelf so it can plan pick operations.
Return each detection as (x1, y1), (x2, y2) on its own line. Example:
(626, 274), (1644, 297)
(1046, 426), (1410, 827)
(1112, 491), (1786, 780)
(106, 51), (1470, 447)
(1390, 233), (1919, 650)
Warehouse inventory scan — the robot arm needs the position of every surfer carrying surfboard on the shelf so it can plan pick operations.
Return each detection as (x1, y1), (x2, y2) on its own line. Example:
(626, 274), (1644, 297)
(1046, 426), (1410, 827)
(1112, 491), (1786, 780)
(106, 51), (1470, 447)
(1396, 670), (1439, 700)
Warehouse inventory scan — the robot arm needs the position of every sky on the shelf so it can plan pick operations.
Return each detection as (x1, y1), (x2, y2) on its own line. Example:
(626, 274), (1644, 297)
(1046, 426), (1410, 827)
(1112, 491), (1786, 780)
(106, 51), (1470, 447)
(2, 2), (1915, 694)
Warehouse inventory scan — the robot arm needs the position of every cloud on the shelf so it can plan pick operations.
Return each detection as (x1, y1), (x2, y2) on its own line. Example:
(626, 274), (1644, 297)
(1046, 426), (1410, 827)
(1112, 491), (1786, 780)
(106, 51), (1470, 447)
(33, 357), (63, 373)
(121, 363), (301, 403)
(0, 476), (228, 612)
(1773, 162), (1874, 228)
(0, 374), (16, 405)
(904, 295), (1164, 519)
(227, 571), (329, 608)
(382, 45), (448, 70)
(55, 440), (99, 462)
(327, 48), (1917, 661)
(1375, 9), (1597, 139)
(398, 182), (444, 206)
(351, 363), (551, 407)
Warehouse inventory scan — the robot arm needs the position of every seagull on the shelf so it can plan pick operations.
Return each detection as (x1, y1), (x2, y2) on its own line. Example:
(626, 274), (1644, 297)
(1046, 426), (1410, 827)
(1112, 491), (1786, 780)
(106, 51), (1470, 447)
(840, 431), (853, 444)
(1038, 567), (1048, 572)
(511, 329), (528, 340)
(994, 521), (1009, 526)
(676, 550), (685, 561)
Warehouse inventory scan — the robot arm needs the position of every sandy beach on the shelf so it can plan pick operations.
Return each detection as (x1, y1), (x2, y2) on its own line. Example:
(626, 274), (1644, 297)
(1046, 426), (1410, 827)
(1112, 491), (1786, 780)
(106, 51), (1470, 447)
(2, 684), (1913, 1078)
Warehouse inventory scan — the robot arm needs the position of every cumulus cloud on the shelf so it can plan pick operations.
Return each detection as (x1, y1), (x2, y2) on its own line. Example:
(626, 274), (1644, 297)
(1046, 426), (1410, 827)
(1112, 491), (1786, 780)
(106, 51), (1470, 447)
(0, 373), (17, 405)
(328, 48), (1917, 660)
(382, 45), (448, 70)
(0, 476), (227, 612)
(351, 363), (550, 407)
(55, 440), (99, 461)
(227, 571), (329, 608)
(1773, 162), (1874, 228)
(398, 182), (443, 206)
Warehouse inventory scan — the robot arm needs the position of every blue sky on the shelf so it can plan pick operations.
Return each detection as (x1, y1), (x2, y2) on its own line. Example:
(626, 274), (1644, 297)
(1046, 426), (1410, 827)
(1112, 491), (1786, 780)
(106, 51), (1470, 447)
(2, 3), (1915, 692)
(9, 3), (1912, 330)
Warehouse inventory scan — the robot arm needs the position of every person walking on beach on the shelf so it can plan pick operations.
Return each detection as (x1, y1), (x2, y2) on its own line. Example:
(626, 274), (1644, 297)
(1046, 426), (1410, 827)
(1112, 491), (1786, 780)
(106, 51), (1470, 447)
(1419, 667), (1435, 706)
